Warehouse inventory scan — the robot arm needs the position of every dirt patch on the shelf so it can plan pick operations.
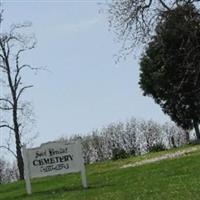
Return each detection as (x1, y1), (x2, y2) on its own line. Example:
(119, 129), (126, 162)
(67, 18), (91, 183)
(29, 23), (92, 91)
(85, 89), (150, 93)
(121, 146), (200, 169)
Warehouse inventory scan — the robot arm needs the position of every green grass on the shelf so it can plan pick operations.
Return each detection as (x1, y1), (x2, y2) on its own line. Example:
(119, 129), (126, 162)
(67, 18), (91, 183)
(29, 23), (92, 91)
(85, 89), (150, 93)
(1, 144), (200, 200)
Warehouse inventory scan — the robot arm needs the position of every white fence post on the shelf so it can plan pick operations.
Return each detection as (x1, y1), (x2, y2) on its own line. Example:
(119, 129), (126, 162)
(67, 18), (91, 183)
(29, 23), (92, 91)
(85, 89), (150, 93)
(22, 145), (32, 195)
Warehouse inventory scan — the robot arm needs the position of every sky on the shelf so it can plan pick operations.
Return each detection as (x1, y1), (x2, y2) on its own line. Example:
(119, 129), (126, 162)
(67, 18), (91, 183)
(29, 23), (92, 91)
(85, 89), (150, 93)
(0, 0), (170, 148)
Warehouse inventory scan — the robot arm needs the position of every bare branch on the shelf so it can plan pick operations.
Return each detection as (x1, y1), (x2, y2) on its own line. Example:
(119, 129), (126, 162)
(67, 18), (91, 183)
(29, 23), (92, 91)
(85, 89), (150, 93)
(16, 85), (33, 101)
(107, 0), (198, 58)
(0, 146), (17, 158)
(18, 64), (40, 72)
(14, 76), (21, 91)
(0, 64), (6, 70)
(10, 22), (32, 35)
(159, 0), (171, 10)
(0, 124), (15, 131)
(0, 121), (14, 131)
(0, 54), (5, 62)
(0, 98), (13, 106)
(0, 106), (13, 110)
(14, 40), (36, 90)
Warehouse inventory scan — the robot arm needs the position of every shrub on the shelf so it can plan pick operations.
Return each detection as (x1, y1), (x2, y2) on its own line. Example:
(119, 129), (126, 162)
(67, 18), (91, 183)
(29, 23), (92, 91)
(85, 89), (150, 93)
(112, 148), (129, 160)
(189, 139), (200, 145)
(129, 148), (136, 156)
(149, 144), (166, 153)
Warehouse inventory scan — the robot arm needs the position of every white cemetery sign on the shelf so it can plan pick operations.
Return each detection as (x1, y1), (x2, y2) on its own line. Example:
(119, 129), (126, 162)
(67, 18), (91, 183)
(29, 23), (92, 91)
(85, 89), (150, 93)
(22, 140), (87, 194)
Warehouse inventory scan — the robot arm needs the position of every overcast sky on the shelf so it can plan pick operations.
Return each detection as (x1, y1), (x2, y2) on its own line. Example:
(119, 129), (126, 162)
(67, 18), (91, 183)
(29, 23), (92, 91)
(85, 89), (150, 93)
(1, 0), (170, 147)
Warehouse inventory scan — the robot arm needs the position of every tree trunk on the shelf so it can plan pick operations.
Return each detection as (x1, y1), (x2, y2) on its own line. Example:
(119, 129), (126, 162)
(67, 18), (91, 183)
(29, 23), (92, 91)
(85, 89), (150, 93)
(15, 131), (24, 180)
(13, 103), (24, 180)
(185, 131), (190, 143)
(171, 136), (176, 148)
(193, 119), (200, 140)
(4, 52), (24, 180)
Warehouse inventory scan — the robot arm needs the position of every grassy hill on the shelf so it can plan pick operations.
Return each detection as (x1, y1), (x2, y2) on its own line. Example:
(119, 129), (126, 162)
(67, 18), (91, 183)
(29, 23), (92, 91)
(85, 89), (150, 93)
(1, 145), (200, 200)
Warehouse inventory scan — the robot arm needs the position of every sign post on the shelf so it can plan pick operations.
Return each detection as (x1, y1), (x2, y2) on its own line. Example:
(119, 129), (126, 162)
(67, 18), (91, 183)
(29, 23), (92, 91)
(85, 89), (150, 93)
(22, 145), (32, 195)
(22, 140), (87, 195)
(76, 140), (87, 188)
(80, 165), (87, 188)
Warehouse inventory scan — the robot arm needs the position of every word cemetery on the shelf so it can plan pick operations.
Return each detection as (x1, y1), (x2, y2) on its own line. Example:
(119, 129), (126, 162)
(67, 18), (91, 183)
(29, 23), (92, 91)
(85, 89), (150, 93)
(22, 140), (87, 195)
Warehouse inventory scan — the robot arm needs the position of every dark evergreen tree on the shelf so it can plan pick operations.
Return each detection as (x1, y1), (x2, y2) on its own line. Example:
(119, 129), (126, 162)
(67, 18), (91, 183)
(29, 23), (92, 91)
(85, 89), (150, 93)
(139, 3), (200, 138)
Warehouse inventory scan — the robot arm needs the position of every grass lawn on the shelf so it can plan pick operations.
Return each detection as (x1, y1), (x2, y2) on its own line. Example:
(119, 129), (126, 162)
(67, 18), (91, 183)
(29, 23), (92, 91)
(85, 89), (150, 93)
(1, 145), (200, 200)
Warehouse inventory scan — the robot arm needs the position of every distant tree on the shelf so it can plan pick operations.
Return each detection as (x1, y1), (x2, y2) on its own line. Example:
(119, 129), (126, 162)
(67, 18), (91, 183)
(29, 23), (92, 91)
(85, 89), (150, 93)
(0, 14), (38, 180)
(162, 122), (187, 148)
(139, 3), (200, 139)
(139, 120), (164, 151)
(0, 158), (18, 183)
(0, 159), (5, 184)
(91, 131), (105, 162)
(124, 118), (138, 154)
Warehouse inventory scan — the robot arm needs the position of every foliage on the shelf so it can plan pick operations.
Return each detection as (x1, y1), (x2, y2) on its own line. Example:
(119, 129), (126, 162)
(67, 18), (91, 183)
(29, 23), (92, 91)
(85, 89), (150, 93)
(129, 148), (136, 156)
(189, 139), (200, 145)
(148, 143), (166, 152)
(1, 145), (200, 199)
(108, 0), (200, 57)
(112, 148), (129, 160)
(139, 3), (200, 138)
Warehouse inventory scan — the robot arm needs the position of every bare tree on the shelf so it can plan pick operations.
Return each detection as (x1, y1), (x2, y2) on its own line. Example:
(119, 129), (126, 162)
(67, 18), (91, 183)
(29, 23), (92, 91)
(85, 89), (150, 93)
(0, 15), (38, 180)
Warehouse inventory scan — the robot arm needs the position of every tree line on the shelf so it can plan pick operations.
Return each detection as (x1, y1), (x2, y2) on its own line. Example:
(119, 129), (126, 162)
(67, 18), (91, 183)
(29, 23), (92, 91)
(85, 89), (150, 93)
(62, 118), (189, 164)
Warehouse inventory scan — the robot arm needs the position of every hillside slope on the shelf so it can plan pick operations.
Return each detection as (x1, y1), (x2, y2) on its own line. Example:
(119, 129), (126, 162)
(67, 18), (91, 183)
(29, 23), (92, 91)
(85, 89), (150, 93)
(1, 145), (200, 200)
